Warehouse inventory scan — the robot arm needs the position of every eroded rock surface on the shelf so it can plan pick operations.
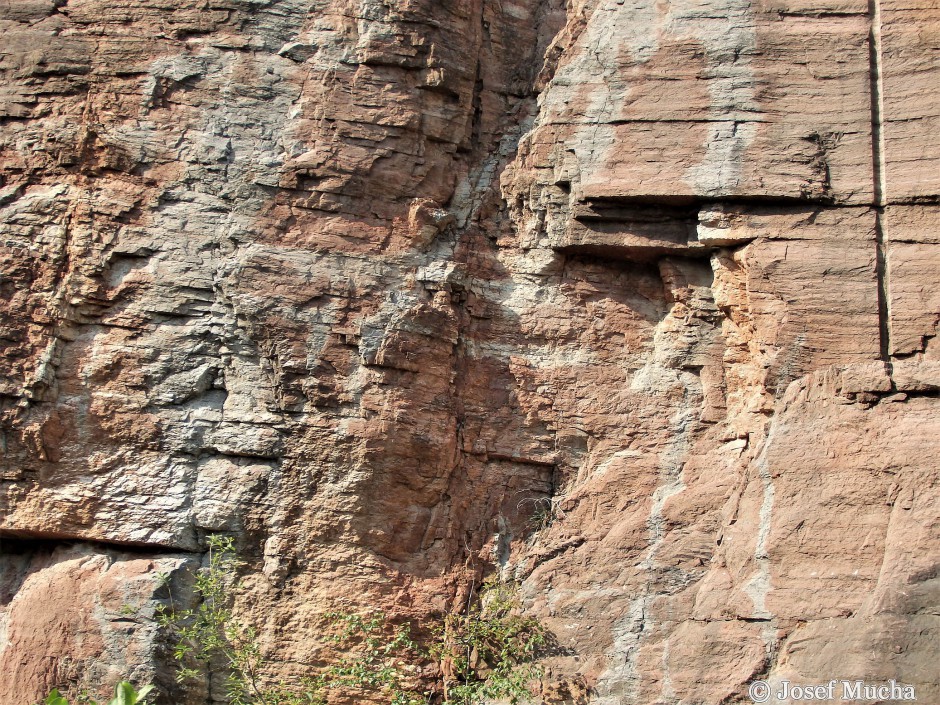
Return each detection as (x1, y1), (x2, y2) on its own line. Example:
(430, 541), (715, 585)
(1, 0), (937, 703)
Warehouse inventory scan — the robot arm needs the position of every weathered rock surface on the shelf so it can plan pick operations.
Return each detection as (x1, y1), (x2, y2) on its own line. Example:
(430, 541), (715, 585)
(0, 542), (195, 704)
(0, 0), (937, 703)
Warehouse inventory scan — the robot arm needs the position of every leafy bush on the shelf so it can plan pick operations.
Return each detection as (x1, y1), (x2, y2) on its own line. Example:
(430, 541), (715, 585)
(319, 579), (546, 705)
(48, 535), (547, 704)
(318, 612), (425, 704)
(40, 682), (153, 705)
(435, 577), (547, 704)
(155, 535), (306, 705)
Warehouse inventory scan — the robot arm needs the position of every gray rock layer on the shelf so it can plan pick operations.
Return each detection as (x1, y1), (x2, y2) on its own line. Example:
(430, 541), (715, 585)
(1, 0), (938, 703)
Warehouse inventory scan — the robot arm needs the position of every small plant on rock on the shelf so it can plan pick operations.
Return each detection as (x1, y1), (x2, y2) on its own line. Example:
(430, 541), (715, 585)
(156, 535), (320, 705)
(318, 612), (426, 704)
(517, 496), (557, 537)
(321, 577), (546, 705)
(155, 535), (547, 704)
(435, 577), (547, 704)
(40, 682), (154, 705)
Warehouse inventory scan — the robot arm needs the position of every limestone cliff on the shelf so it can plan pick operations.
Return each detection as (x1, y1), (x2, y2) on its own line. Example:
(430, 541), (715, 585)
(0, 0), (937, 703)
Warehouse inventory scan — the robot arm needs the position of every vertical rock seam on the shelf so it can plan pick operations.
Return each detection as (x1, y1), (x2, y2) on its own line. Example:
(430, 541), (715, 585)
(869, 0), (892, 360)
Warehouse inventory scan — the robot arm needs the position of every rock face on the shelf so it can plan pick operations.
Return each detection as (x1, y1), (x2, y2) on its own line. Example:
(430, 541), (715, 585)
(0, 0), (937, 703)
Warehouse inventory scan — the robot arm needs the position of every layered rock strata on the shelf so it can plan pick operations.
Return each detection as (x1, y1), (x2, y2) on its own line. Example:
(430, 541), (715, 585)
(1, 0), (937, 703)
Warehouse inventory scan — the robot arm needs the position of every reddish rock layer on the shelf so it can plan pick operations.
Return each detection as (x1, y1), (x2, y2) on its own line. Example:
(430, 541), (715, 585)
(0, 0), (937, 703)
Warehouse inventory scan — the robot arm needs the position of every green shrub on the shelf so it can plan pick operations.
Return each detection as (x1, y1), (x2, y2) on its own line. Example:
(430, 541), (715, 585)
(319, 579), (546, 705)
(318, 612), (426, 704)
(155, 535), (307, 705)
(435, 577), (547, 704)
(41, 690), (68, 705)
(39, 682), (153, 705)
(48, 536), (547, 704)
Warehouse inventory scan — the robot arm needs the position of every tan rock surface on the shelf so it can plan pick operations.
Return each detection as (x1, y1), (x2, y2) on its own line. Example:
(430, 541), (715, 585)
(0, 543), (195, 704)
(881, 0), (940, 201)
(1, 0), (938, 703)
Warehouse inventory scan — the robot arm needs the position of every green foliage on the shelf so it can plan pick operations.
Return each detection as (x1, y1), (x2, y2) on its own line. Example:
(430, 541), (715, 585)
(39, 683), (153, 705)
(106, 683), (154, 705)
(435, 578), (547, 704)
(57, 534), (548, 705)
(318, 612), (425, 705)
(43, 690), (69, 705)
(156, 535), (306, 705)
(321, 580), (546, 705)
(158, 535), (421, 703)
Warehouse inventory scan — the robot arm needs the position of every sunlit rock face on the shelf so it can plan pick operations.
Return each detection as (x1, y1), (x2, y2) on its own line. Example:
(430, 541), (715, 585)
(1, 0), (937, 703)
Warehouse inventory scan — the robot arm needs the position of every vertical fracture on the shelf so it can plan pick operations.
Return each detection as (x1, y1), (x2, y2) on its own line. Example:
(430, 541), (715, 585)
(869, 0), (892, 360)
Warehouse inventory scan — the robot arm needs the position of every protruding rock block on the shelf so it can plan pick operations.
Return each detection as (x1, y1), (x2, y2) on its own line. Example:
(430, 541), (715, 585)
(885, 206), (940, 357)
(0, 543), (197, 705)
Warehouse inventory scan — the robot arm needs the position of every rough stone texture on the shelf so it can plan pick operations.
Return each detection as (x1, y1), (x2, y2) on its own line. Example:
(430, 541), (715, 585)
(881, 0), (940, 200)
(0, 542), (195, 704)
(0, 0), (938, 704)
(885, 206), (940, 357)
